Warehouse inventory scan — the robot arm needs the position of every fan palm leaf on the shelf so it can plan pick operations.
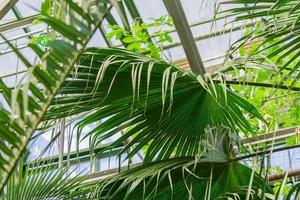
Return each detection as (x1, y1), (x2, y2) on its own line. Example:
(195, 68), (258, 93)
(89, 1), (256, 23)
(45, 47), (263, 163)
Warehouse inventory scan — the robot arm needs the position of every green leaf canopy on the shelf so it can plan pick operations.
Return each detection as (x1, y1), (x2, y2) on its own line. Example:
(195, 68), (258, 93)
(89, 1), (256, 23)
(46, 48), (263, 162)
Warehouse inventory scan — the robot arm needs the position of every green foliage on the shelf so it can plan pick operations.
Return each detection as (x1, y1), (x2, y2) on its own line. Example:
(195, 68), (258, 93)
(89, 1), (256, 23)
(273, 180), (292, 198)
(3, 0), (300, 198)
(40, 0), (53, 16)
(220, 3), (300, 198)
(93, 159), (273, 200)
(286, 134), (300, 146)
(224, 16), (300, 135)
(229, 67), (300, 135)
(221, 0), (300, 87)
(3, 160), (85, 200)
(45, 47), (263, 162)
(0, 0), (109, 192)
(286, 182), (300, 200)
(75, 127), (273, 199)
(29, 32), (56, 47)
(106, 15), (173, 59)
(30, 0), (59, 46)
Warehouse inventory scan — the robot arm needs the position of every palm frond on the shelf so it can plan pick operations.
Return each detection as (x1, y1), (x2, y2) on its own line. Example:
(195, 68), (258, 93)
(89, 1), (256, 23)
(4, 158), (85, 200)
(286, 182), (300, 200)
(219, 0), (300, 81)
(0, 0), (110, 191)
(46, 47), (263, 162)
(74, 126), (274, 200)
(93, 159), (272, 200)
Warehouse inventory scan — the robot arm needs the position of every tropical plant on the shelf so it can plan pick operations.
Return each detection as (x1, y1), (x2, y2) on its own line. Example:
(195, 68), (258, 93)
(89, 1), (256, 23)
(3, 154), (85, 200)
(45, 47), (263, 161)
(1, 0), (300, 199)
(217, 0), (300, 198)
(219, 0), (300, 86)
(73, 126), (273, 199)
(0, 0), (110, 192)
(106, 15), (174, 59)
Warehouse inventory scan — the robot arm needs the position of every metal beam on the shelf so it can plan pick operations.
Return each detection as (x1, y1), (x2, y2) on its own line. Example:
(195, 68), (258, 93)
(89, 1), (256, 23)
(12, 6), (30, 34)
(0, 29), (43, 45)
(163, 0), (205, 75)
(268, 169), (300, 182)
(85, 163), (142, 183)
(24, 143), (124, 170)
(0, 0), (18, 20)
(0, 14), (38, 33)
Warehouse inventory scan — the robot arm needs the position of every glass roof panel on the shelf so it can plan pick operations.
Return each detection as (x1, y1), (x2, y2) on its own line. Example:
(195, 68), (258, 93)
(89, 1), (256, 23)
(0, 10), (17, 24)
(15, 0), (42, 17)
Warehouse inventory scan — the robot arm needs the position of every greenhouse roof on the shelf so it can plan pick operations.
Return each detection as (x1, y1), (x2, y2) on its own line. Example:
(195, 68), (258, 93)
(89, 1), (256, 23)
(2, 1), (300, 199)
(0, 0), (246, 77)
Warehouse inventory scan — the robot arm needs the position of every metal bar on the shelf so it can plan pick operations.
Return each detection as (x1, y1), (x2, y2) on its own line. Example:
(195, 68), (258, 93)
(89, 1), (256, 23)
(24, 143), (124, 169)
(233, 144), (300, 162)
(268, 169), (300, 182)
(163, 21), (254, 50)
(124, 0), (141, 20)
(24, 126), (300, 173)
(163, 0), (205, 75)
(25, 148), (122, 172)
(86, 164), (300, 183)
(110, 0), (130, 31)
(11, 6), (30, 34)
(0, 14), (38, 33)
(0, 0), (18, 20)
(85, 163), (141, 182)
(0, 43), (27, 55)
(0, 29), (43, 45)
(0, 0), (106, 33)
(0, 11), (232, 39)
(58, 119), (65, 168)
(0, 21), (250, 56)
(242, 127), (299, 144)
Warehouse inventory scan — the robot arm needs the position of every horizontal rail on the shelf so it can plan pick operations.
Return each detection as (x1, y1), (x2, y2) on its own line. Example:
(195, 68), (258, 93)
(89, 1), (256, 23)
(0, 14), (38, 33)
(24, 143), (124, 170)
(0, 0), (18, 21)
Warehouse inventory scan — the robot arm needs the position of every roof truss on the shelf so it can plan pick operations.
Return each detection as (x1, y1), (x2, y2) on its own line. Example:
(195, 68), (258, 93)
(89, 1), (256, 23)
(0, 0), (18, 20)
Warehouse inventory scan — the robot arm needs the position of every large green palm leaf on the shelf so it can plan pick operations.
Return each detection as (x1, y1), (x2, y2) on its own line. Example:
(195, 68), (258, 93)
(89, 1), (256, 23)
(46, 48), (263, 162)
(72, 126), (274, 200)
(0, 0), (110, 192)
